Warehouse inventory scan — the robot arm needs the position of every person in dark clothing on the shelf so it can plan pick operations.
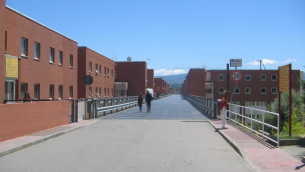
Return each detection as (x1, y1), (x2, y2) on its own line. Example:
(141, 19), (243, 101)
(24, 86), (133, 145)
(138, 93), (143, 112)
(145, 90), (152, 112)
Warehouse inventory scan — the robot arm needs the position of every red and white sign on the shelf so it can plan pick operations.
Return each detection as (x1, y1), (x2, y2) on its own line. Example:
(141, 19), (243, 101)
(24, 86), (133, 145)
(231, 71), (242, 82)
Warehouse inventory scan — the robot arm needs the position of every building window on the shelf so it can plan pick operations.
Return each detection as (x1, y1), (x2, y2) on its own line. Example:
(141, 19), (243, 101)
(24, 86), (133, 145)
(69, 55), (73, 67)
(34, 42), (40, 59)
(58, 51), (63, 65)
(58, 85), (63, 99)
(271, 74), (277, 81)
(245, 74), (251, 81)
(234, 87), (240, 94)
(219, 88), (224, 94)
(21, 38), (28, 57)
(245, 87), (251, 94)
(111, 69), (113, 78)
(99, 65), (101, 75)
(49, 84), (54, 99)
(107, 88), (109, 97)
(260, 74), (266, 81)
(21, 83), (28, 99)
(99, 87), (101, 97)
(218, 75), (224, 81)
(95, 64), (98, 74)
(89, 61), (92, 73)
(261, 87), (266, 94)
(104, 88), (106, 97)
(271, 88), (277, 94)
(107, 68), (109, 77)
(34, 84), (40, 100)
(104, 67), (106, 76)
(95, 87), (98, 97)
(50, 48), (54, 63)
(205, 89), (212, 93)
(111, 88), (113, 97)
(69, 86), (73, 99)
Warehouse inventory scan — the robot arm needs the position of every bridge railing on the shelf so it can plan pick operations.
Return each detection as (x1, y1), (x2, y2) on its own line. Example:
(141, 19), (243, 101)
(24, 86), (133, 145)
(183, 94), (219, 119)
(227, 103), (280, 147)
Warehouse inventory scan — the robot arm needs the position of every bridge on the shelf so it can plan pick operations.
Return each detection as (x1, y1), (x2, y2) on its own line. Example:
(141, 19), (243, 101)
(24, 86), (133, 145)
(0, 95), (303, 171)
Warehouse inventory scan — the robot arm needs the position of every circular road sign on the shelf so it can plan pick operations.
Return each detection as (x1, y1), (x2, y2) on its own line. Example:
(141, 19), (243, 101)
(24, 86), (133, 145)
(83, 75), (93, 85)
(231, 71), (242, 82)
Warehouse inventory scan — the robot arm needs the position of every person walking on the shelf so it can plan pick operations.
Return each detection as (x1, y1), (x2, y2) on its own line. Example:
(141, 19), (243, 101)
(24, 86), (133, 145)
(138, 93), (143, 112)
(220, 90), (230, 129)
(145, 90), (152, 112)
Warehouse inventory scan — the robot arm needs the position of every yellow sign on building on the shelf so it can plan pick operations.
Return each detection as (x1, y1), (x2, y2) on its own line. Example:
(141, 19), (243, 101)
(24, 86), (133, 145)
(6, 56), (18, 79)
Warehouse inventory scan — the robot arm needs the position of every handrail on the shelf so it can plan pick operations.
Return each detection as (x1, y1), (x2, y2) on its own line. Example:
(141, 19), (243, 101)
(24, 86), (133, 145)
(227, 103), (280, 147)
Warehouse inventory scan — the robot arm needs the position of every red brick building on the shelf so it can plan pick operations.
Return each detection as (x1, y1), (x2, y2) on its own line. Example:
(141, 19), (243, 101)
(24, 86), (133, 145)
(77, 47), (115, 98)
(147, 69), (154, 89)
(154, 78), (163, 94)
(0, 0), (5, 103)
(182, 69), (206, 97)
(4, 6), (78, 100)
(207, 69), (303, 107)
(115, 61), (147, 96)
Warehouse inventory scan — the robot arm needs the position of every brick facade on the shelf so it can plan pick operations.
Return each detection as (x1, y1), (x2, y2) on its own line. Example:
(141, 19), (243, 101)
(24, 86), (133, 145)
(0, 0), (5, 103)
(77, 47), (115, 98)
(147, 69), (154, 89)
(183, 69), (206, 97)
(115, 61), (147, 96)
(4, 7), (78, 100)
(154, 78), (163, 94)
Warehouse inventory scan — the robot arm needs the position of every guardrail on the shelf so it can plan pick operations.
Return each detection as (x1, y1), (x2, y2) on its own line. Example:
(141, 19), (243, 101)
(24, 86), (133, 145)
(183, 94), (218, 119)
(227, 103), (280, 147)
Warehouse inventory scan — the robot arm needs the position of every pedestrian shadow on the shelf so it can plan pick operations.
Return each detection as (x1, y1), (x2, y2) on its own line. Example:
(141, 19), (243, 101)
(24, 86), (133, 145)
(295, 164), (305, 170)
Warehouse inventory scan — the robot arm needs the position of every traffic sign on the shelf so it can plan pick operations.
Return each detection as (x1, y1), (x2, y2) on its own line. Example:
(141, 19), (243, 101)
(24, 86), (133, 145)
(231, 71), (242, 82)
(83, 75), (93, 85)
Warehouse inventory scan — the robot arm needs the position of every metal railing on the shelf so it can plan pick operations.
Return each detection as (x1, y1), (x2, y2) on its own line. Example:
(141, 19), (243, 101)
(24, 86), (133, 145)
(183, 94), (218, 119)
(227, 103), (280, 147)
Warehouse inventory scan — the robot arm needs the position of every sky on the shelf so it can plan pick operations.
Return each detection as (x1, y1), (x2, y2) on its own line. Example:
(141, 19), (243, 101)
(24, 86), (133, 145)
(5, 0), (305, 76)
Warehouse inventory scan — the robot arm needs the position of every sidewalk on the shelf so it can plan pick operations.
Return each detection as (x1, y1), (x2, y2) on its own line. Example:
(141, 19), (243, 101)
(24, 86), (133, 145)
(0, 119), (97, 157)
(209, 119), (304, 172)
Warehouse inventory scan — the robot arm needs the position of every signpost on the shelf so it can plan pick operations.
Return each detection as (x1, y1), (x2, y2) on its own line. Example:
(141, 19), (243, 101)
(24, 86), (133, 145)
(278, 64), (292, 136)
(231, 71), (243, 82)
(83, 75), (93, 98)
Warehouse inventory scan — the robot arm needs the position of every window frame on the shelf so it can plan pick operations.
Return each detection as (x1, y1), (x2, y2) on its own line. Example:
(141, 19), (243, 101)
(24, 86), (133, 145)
(219, 87), (224, 94)
(234, 87), (240, 94)
(245, 74), (251, 81)
(99, 65), (101, 75)
(271, 74), (277, 81)
(34, 84), (40, 100)
(69, 54), (73, 68)
(69, 86), (73, 99)
(58, 85), (63, 99)
(58, 50), (63, 65)
(49, 84), (54, 100)
(104, 67), (106, 76)
(21, 37), (28, 57)
(218, 74), (224, 81)
(261, 87), (267, 94)
(21, 83), (28, 99)
(271, 87), (277, 94)
(260, 74), (266, 81)
(89, 61), (92, 73)
(50, 47), (55, 63)
(245, 87), (251, 94)
(34, 42), (40, 60)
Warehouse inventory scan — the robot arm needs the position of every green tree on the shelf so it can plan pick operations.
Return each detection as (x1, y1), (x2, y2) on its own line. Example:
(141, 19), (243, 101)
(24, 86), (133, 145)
(265, 89), (305, 134)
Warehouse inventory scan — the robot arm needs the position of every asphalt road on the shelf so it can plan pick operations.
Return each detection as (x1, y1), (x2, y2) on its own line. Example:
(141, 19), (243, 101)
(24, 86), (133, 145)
(0, 95), (256, 172)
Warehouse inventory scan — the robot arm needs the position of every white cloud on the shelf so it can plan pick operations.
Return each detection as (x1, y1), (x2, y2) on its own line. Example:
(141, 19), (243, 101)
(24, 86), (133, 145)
(247, 59), (278, 65)
(154, 69), (187, 76)
(283, 58), (297, 64)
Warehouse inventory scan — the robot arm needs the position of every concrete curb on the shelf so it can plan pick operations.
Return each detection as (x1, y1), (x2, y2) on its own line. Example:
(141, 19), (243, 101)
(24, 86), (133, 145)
(208, 120), (261, 172)
(0, 120), (97, 158)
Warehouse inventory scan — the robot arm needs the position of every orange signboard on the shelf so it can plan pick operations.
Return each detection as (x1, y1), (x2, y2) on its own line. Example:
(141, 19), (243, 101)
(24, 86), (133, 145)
(279, 64), (290, 92)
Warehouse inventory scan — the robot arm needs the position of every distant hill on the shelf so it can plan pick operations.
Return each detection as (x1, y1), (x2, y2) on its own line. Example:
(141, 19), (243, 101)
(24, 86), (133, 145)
(155, 73), (187, 84)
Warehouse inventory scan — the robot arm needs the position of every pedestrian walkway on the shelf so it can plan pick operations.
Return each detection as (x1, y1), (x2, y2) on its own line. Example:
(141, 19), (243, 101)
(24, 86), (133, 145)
(209, 119), (305, 172)
(0, 119), (98, 157)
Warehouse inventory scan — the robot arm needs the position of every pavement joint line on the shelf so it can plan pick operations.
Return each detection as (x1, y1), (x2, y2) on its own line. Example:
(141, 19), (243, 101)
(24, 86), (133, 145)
(0, 120), (98, 158)
(208, 119), (261, 172)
